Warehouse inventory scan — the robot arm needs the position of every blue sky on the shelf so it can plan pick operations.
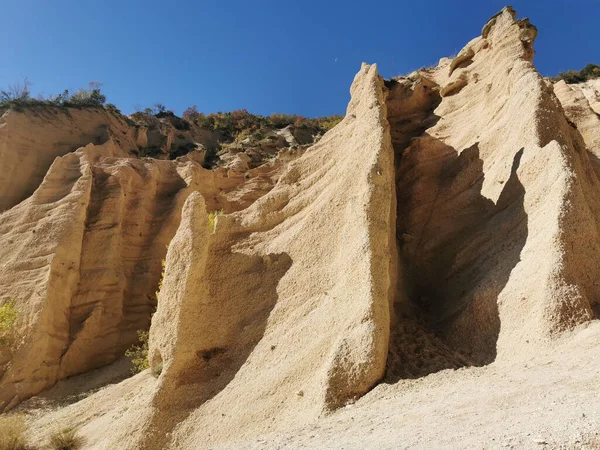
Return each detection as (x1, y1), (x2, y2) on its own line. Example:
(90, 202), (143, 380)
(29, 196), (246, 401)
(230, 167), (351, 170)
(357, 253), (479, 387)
(2, 0), (598, 117)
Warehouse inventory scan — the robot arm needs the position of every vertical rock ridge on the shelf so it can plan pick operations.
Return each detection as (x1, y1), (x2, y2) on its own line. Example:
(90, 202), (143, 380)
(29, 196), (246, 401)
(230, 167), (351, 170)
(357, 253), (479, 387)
(98, 62), (399, 449)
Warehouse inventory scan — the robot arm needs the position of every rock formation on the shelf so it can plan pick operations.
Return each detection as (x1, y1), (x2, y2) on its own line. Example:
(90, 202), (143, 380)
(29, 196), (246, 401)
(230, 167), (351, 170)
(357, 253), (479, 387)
(387, 6), (599, 378)
(0, 5), (599, 450)
(0, 107), (317, 410)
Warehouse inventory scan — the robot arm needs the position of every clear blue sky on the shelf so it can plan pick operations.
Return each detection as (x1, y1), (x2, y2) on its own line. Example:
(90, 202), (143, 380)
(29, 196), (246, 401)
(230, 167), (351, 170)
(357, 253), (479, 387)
(2, 0), (598, 117)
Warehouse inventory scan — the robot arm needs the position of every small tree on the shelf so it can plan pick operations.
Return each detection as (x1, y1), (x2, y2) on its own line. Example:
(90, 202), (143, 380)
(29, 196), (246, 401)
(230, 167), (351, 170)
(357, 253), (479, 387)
(182, 105), (199, 120)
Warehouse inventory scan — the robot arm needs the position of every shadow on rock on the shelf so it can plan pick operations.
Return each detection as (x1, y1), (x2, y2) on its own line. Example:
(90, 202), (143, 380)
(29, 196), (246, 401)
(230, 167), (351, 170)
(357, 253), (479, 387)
(387, 136), (527, 381)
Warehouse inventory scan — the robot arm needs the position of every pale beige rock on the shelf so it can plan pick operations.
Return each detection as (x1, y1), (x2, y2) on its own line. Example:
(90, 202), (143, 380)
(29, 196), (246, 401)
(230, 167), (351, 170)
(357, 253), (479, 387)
(13, 61), (397, 449)
(1, 6), (600, 450)
(388, 6), (597, 377)
(141, 61), (396, 449)
(554, 80), (600, 162)
(575, 78), (600, 114)
(0, 111), (296, 410)
(0, 140), (203, 409)
(0, 107), (134, 212)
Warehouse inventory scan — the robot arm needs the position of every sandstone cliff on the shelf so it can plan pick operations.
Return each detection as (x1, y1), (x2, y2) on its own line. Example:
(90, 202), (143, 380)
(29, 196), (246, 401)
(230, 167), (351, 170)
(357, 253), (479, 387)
(0, 107), (312, 410)
(0, 5), (599, 450)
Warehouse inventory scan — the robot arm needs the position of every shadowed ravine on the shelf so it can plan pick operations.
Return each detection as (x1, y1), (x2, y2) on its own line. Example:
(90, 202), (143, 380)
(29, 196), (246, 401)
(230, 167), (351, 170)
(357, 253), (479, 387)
(387, 130), (528, 379)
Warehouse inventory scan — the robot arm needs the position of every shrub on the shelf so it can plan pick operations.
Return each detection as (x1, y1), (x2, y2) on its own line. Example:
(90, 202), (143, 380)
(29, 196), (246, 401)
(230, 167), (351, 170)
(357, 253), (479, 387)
(267, 113), (297, 129)
(49, 427), (82, 450)
(125, 330), (150, 374)
(138, 147), (163, 158)
(316, 115), (343, 130)
(0, 414), (28, 450)
(105, 103), (122, 115)
(552, 64), (600, 84)
(208, 210), (224, 233)
(182, 104), (200, 120)
(0, 300), (18, 347)
(0, 77), (32, 103)
(63, 81), (106, 107)
(138, 103), (170, 117)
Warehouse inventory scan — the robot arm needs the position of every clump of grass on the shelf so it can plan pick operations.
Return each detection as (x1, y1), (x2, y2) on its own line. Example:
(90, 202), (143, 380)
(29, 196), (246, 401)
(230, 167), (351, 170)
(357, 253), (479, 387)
(49, 426), (83, 450)
(208, 210), (224, 233)
(125, 330), (150, 374)
(0, 414), (28, 450)
(0, 300), (18, 346)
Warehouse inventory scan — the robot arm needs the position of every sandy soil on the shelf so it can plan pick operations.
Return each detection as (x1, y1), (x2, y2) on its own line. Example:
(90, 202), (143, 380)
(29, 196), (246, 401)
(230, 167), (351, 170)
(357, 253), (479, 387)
(16, 321), (599, 449)
(214, 322), (600, 450)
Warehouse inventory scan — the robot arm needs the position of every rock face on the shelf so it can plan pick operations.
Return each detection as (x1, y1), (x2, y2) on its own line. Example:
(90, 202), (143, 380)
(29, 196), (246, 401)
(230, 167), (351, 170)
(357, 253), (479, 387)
(554, 80), (600, 171)
(1, 5), (599, 450)
(571, 78), (600, 115)
(386, 7), (599, 377)
(0, 109), (304, 410)
(141, 62), (396, 449)
(0, 140), (201, 408)
(0, 108), (134, 212)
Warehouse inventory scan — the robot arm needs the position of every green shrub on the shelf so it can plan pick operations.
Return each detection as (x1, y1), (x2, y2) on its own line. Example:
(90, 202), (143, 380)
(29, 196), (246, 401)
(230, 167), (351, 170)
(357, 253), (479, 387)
(552, 64), (600, 84)
(0, 414), (28, 450)
(125, 330), (150, 374)
(63, 82), (106, 107)
(105, 103), (122, 115)
(49, 427), (82, 450)
(0, 300), (18, 346)
(208, 210), (224, 233)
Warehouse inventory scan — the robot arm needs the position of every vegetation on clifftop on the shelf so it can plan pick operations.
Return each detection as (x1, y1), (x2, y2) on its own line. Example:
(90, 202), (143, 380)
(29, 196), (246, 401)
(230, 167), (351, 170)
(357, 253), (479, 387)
(0, 78), (343, 139)
(0, 78), (108, 110)
(0, 78), (343, 162)
(552, 63), (600, 84)
(182, 105), (342, 138)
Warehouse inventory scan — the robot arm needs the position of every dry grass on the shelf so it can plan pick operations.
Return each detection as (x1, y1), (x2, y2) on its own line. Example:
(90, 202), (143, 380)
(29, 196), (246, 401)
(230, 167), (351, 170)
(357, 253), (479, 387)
(49, 427), (83, 450)
(0, 414), (28, 450)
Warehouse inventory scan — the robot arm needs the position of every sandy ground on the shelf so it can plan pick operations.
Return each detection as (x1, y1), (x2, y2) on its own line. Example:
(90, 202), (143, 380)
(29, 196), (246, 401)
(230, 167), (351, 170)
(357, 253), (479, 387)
(213, 322), (600, 450)
(16, 321), (600, 449)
